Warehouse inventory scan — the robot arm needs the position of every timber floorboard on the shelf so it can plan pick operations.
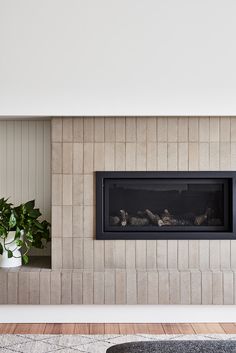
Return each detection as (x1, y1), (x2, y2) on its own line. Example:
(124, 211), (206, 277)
(0, 323), (236, 334)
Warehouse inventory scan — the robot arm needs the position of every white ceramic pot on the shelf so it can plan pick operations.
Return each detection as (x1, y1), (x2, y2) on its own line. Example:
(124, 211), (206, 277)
(0, 231), (22, 267)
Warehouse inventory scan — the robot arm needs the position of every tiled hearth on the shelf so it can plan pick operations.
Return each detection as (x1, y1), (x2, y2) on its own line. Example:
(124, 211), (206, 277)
(1, 117), (236, 304)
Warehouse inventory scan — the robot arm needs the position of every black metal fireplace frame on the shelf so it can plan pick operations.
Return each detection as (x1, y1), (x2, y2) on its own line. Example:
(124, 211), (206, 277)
(96, 171), (236, 240)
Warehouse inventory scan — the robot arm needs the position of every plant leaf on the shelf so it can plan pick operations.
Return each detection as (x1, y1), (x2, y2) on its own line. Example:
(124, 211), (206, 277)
(0, 242), (3, 255)
(22, 255), (29, 265)
(7, 250), (13, 258)
(14, 227), (21, 240)
(24, 200), (35, 211)
(9, 212), (16, 229)
(15, 239), (24, 247)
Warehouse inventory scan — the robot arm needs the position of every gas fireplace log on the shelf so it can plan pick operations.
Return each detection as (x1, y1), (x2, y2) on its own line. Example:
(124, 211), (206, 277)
(194, 207), (212, 226)
(120, 209), (128, 226)
(129, 217), (149, 226)
(110, 216), (120, 226)
(145, 209), (164, 226)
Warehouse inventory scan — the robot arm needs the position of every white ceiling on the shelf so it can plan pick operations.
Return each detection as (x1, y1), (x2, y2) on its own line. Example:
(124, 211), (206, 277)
(0, 0), (236, 116)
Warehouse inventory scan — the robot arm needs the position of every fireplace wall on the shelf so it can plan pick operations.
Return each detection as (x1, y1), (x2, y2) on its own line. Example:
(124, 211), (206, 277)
(51, 116), (236, 304)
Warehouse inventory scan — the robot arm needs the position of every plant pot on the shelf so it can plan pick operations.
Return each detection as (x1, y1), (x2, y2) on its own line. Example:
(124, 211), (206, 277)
(0, 231), (22, 268)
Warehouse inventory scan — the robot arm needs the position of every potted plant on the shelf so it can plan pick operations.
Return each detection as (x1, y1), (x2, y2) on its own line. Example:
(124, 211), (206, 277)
(0, 198), (50, 267)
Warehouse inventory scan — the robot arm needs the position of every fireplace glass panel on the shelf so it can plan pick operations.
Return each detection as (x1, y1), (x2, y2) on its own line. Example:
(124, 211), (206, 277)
(105, 179), (228, 232)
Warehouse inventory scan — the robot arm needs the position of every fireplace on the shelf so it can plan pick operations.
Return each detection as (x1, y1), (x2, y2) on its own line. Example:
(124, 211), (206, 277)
(96, 172), (236, 239)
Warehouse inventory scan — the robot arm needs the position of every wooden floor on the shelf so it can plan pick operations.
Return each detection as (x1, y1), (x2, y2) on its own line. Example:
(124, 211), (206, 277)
(0, 323), (236, 334)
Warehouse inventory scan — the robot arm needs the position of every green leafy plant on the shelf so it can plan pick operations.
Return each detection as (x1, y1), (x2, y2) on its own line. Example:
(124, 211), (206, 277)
(0, 198), (50, 264)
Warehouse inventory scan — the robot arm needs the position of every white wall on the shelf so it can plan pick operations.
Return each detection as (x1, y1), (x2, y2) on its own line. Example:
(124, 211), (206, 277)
(1, 0), (236, 116)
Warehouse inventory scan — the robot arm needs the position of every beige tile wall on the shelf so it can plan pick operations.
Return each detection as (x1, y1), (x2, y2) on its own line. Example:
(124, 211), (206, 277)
(52, 117), (236, 272)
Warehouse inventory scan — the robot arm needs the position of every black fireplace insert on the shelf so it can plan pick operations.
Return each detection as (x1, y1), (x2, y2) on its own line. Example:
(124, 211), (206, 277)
(96, 172), (236, 239)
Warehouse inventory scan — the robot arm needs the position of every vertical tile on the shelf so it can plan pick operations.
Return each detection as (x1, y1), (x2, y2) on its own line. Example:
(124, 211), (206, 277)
(83, 271), (93, 304)
(231, 142), (236, 169)
(199, 117), (209, 142)
(105, 117), (115, 142)
(180, 271), (191, 304)
(105, 241), (115, 269)
(126, 240), (136, 269)
(231, 240), (236, 269)
(114, 240), (126, 268)
(212, 271), (223, 304)
(188, 118), (199, 142)
(191, 271), (201, 304)
(62, 237), (73, 269)
(231, 117), (236, 142)
(94, 143), (105, 171)
(72, 206), (83, 237)
(62, 143), (73, 174)
(223, 271), (234, 304)
(147, 143), (157, 171)
(29, 271), (40, 305)
(147, 240), (157, 269)
(72, 238), (83, 269)
(94, 272), (105, 304)
(52, 143), (62, 173)
(188, 143), (199, 170)
(50, 271), (61, 304)
(199, 143), (209, 170)
(84, 174), (94, 205)
(94, 117), (105, 142)
(147, 117), (157, 142)
(189, 240), (199, 268)
(115, 143), (125, 171)
(73, 143), (83, 174)
(137, 271), (147, 304)
(125, 143), (136, 171)
(169, 270), (180, 304)
(83, 117), (94, 142)
(51, 206), (62, 237)
(51, 238), (62, 269)
(147, 271), (159, 304)
(210, 117), (220, 142)
(83, 143), (94, 174)
(115, 117), (126, 142)
(126, 117), (136, 142)
(62, 205), (73, 237)
(127, 270), (137, 304)
(52, 118), (62, 142)
(210, 240), (220, 269)
(52, 175), (62, 205)
(61, 270), (72, 304)
(220, 117), (230, 142)
(105, 143), (115, 170)
(72, 271), (83, 304)
(178, 143), (188, 171)
(167, 118), (178, 142)
(73, 175), (84, 205)
(105, 270), (115, 304)
(199, 240), (210, 269)
(136, 143), (147, 170)
(209, 143), (220, 170)
(157, 143), (167, 170)
(19, 271), (29, 304)
(62, 118), (73, 142)
(136, 240), (147, 269)
(157, 117), (167, 142)
(220, 142), (231, 170)
(73, 117), (84, 142)
(158, 271), (169, 304)
(178, 240), (189, 269)
(202, 271), (213, 304)
(63, 175), (72, 205)
(167, 240), (177, 269)
(83, 239), (94, 269)
(178, 117), (188, 142)
(94, 240), (105, 271)
(220, 240), (231, 269)
(157, 240), (167, 269)
(116, 270), (126, 304)
(0, 271), (7, 304)
(83, 206), (94, 238)
(137, 117), (147, 142)
(167, 143), (177, 170)
(7, 271), (18, 304)
(40, 270), (51, 304)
